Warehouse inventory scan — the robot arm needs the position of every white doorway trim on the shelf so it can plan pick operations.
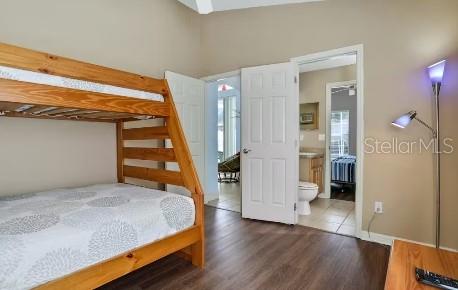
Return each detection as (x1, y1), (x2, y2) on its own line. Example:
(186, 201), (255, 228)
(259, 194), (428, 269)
(201, 69), (241, 82)
(324, 80), (357, 199)
(290, 44), (364, 239)
(201, 71), (242, 205)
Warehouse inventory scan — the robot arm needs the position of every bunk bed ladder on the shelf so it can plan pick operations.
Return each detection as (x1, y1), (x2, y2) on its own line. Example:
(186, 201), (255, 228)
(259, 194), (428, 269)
(116, 81), (205, 268)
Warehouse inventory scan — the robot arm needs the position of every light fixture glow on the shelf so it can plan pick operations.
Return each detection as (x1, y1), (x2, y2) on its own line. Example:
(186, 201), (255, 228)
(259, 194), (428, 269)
(391, 111), (416, 129)
(428, 60), (446, 84)
(218, 84), (234, 92)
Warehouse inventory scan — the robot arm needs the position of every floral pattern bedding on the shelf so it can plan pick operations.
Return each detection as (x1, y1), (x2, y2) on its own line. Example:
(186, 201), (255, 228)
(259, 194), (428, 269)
(0, 183), (195, 290)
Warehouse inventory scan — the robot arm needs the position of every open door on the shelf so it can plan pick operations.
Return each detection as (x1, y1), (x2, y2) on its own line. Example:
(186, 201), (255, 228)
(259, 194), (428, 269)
(241, 62), (299, 224)
(165, 71), (205, 196)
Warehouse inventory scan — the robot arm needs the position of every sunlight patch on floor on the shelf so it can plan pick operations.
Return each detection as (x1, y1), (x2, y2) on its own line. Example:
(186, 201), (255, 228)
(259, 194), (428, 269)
(206, 183), (241, 212)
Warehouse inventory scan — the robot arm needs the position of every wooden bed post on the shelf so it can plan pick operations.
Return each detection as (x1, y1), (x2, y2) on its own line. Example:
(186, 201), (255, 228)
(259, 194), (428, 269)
(116, 121), (125, 183)
(163, 81), (205, 268)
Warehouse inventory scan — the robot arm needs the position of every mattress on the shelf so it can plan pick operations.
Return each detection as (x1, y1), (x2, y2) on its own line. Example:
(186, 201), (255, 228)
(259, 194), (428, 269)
(0, 183), (195, 290)
(0, 65), (164, 102)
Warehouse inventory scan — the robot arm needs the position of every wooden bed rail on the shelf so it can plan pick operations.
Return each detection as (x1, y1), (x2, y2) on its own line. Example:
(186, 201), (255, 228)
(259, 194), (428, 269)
(0, 42), (174, 120)
(37, 226), (202, 290)
(0, 78), (170, 117)
(0, 42), (168, 95)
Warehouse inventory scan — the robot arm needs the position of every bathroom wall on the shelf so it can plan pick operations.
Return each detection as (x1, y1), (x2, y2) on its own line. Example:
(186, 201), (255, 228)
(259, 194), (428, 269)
(299, 65), (356, 150)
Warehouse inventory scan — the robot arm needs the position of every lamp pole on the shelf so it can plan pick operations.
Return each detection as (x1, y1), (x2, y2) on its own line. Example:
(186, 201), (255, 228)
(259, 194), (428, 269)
(393, 60), (445, 249)
(433, 82), (441, 249)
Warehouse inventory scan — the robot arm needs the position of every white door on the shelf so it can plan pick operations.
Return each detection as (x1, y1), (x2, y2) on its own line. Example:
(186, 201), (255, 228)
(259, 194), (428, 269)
(165, 71), (205, 196)
(241, 63), (299, 224)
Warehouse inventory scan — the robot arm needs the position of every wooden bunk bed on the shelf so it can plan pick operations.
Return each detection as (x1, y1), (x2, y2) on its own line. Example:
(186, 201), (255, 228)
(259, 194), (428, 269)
(0, 43), (204, 290)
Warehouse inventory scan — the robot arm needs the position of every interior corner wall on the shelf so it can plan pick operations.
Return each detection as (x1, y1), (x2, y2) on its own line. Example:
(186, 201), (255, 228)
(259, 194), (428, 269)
(200, 0), (458, 249)
(0, 0), (203, 195)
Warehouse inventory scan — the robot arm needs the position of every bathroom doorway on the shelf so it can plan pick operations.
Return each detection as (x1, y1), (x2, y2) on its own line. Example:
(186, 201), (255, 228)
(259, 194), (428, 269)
(291, 45), (363, 237)
(325, 81), (357, 202)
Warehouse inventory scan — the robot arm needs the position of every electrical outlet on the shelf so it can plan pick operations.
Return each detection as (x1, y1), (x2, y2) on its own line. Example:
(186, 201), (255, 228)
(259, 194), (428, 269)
(374, 201), (383, 213)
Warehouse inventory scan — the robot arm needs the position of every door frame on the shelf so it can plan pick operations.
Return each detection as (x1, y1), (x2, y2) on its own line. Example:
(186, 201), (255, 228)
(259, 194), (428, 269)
(324, 80), (357, 199)
(290, 44), (364, 239)
(201, 71), (242, 204)
(201, 70), (241, 82)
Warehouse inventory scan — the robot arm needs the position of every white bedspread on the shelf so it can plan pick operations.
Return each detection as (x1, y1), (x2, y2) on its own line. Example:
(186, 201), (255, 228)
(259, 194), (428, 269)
(0, 65), (164, 102)
(0, 183), (195, 290)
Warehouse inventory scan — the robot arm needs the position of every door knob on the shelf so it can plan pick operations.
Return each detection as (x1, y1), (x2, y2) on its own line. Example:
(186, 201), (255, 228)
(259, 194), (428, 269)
(243, 148), (252, 154)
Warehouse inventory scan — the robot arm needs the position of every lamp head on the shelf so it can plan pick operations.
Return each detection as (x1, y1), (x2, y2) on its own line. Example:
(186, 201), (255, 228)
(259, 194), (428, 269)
(428, 60), (446, 85)
(391, 111), (417, 129)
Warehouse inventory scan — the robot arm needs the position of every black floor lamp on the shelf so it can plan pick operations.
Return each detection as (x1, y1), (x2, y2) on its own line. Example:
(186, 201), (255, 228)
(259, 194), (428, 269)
(391, 60), (446, 249)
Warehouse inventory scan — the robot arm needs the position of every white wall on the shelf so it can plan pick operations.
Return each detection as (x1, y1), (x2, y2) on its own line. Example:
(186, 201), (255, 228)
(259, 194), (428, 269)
(0, 0), (202, 196)
(0, 118), (117, 196)
(205, 81), (219, 201)
(199, 0), (458, 249)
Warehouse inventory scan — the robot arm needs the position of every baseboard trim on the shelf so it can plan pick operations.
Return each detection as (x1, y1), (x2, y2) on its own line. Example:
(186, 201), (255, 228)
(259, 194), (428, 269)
(360, 231), (457, 252)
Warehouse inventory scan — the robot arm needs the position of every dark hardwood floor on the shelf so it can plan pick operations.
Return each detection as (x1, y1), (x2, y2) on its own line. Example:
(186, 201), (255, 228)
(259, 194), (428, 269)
(100, 206), (390, 290)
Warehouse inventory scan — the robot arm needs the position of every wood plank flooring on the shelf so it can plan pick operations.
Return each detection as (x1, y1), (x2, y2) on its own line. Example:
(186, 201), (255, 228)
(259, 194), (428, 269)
(99, 206), (390, 290)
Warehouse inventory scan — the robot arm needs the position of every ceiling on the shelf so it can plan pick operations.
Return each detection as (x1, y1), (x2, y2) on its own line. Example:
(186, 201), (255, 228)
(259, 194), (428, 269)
(177, 0), (323, 14)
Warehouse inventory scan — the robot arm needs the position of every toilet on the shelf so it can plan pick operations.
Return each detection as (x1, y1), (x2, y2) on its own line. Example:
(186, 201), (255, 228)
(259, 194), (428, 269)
(297, 181), (319, 215)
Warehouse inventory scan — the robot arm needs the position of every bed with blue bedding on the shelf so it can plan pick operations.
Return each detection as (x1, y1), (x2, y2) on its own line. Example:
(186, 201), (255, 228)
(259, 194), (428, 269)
(331, 155), (356, 184)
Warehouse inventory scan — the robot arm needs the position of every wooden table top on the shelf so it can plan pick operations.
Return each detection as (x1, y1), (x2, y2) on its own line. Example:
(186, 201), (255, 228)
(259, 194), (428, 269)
(385, 240), (458, 289)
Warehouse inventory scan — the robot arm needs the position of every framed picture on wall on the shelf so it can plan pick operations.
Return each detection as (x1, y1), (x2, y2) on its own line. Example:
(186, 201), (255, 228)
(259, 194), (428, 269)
(300, 112), (314, 124)
(300, 102), (319, 130)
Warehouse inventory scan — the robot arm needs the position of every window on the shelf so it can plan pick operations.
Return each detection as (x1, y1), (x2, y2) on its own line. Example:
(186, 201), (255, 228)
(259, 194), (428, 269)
(217, 98), (225, 162)
(330, 110), (350, 159)
(217, 95), (238, 162)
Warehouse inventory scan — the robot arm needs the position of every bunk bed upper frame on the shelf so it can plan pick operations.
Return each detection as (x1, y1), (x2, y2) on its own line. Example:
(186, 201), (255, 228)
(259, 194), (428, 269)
(0, 43), (205, 290)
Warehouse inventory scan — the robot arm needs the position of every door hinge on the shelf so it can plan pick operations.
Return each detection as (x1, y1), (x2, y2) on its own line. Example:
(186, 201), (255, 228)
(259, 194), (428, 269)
(294, 203), (297, 211)
(294, 76), (298, 84)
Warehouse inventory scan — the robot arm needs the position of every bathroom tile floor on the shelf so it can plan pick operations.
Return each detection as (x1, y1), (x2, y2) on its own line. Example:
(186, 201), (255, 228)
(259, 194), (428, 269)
(206, 182), (241, 213)
(297, 198), (356, 236)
